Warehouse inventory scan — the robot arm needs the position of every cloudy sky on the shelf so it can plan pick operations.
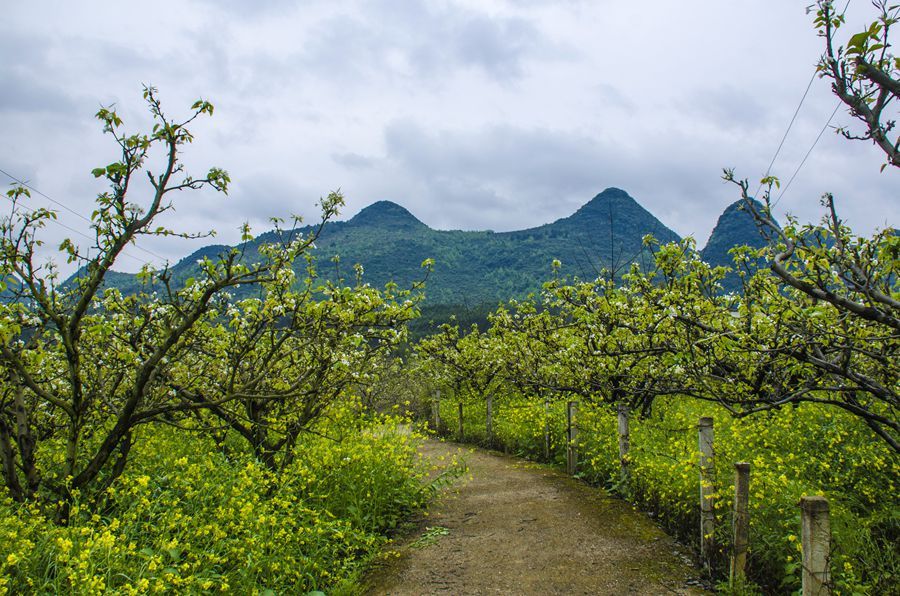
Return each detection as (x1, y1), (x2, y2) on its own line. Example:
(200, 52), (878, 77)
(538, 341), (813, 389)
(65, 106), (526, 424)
(2, 0), (897, 273)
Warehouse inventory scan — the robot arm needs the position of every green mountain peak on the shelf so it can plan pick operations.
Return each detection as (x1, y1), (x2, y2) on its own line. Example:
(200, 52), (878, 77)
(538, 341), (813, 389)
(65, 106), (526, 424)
(62, 190), (777, 318)
(560, 187), (671, 229)
(347, 200), (426, 229)
(700, 198), (769, 291)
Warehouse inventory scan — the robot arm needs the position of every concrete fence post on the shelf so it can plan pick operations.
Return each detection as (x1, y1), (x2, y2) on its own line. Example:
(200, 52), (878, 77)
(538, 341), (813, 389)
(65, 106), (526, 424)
(800, 496), (831, 596)
(617, 402), (630, 488)
(566, 401), (578, 476)
(698, 417), (716, 568)
(731, 462), (750, 583)
(543, 400), (551, 462)
(432, 390), (441, 434)
(486, 393), (493, 447)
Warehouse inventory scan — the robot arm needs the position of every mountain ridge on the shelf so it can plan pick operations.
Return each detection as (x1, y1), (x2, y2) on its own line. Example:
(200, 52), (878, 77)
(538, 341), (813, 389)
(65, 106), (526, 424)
(72, 188), (768, 305)
(700, 198), (770, 291)
(347, 201), (427, 230)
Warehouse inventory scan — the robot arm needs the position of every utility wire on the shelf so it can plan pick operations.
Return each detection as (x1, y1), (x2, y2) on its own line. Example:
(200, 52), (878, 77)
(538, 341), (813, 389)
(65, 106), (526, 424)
(1, 192), (96, 246)
(754, 0), (851, 201)
(0, 192), (152, 268)
(773, 100), (842, 208)
(0, 167), (169, 265)
(755, 70), (818, 198)
(769, 0), (853, 207)
(0, 167), (94, 225)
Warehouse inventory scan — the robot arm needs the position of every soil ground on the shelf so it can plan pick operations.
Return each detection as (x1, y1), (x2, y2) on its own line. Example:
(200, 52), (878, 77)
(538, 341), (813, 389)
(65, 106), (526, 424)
(362, 440), (707, 595)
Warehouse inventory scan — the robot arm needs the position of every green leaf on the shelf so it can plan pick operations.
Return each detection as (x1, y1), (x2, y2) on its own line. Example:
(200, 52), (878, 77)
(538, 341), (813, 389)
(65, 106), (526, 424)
(847, 31), (870, 54)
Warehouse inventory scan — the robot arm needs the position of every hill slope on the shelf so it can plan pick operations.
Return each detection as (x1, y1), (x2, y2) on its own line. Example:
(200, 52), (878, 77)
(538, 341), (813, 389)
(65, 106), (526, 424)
(700, 199), (769, 292)
(261, 187), (679, 304)
(75, 189), (774, 307)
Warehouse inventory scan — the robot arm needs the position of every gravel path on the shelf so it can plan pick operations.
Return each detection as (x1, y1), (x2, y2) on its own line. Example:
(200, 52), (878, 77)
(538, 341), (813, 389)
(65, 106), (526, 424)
(363, 440), (707, 595)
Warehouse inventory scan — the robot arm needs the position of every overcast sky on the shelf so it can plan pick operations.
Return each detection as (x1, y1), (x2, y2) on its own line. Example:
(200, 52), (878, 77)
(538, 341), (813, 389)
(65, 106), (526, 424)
(2, 0), (897, 274)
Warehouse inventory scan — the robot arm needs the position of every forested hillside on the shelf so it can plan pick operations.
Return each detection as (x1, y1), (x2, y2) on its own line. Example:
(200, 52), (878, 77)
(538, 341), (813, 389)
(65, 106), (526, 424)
(3, 1), (897, 595)
(700, 199), (770, 292)
(86, 188), (768, 306)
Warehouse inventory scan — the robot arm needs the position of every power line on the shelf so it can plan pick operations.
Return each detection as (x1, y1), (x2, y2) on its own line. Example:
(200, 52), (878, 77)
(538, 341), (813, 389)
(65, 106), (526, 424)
(767, 0), (852, 207)
(0, 167), (93, 225)
(1, 191), (95, 246)
(772, 100), (842, 208)
(0, 191), (153, 268)
(754, 0), (851, 200)
(754, 70), (817, 198)
(0, 167), (169, 265)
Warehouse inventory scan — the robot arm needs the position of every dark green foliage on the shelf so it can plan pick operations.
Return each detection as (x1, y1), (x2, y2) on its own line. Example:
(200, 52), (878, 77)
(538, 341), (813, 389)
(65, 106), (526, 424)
(80, 188), (683, 305)
(0, 275), (20, 304)
(66, 189), (774, 307)
(700, 199), (769, 292)
(346, 200), (427, 231)
(408, 302), (497, 342)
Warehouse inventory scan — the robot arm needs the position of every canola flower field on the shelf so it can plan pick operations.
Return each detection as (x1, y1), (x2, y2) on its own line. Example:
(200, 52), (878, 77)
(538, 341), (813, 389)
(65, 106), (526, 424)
(437, 395), (898, 593)
(0, 403), (449, 594)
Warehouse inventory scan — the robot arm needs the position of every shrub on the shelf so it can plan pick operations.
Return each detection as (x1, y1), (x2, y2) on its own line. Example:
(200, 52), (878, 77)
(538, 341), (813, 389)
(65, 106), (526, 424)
(1, 411), (431, 594)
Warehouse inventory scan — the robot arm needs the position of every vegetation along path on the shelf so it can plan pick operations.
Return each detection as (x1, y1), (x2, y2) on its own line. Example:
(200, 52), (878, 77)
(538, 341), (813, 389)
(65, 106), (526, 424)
(364, 440), (707, 595)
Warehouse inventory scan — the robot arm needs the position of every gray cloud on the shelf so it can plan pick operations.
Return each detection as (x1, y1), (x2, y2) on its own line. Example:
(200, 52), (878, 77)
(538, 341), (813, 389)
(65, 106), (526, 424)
(332, 152), (377, 170)
(296, 0), (553, 88)
(0, 32), (86, 117)
(445, 14), (543, 80)
(679, 85), (770, 133)
(384, 120), (605, 194)
(190, 0), (301, 17)
(0, 0), (896, 276)
(0, 69), (76, 115)
(378, 120), (701, 233)
(592, 83), (635, 112)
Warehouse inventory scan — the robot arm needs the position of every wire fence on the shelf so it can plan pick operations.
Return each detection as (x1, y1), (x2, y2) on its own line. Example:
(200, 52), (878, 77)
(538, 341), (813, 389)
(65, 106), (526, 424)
(428, 394), (834, 592)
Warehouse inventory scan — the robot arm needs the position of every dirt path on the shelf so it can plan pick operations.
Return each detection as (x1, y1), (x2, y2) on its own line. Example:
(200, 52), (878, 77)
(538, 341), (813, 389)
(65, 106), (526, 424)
(363, 440), (706, 595)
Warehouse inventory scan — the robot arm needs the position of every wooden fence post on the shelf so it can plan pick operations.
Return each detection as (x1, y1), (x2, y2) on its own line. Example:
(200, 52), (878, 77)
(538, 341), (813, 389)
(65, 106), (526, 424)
(543, 400), (551, 462)
(486, 394), (493, 447)
(617, 402), (630, 488)
(432, 390), (441, 434)
(698, 416), (715, 568)
(731, 462), (750, 583)
(800, 496), (831, 596)
(457, 402), (464, 441)
(566, 401), (578, 476)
